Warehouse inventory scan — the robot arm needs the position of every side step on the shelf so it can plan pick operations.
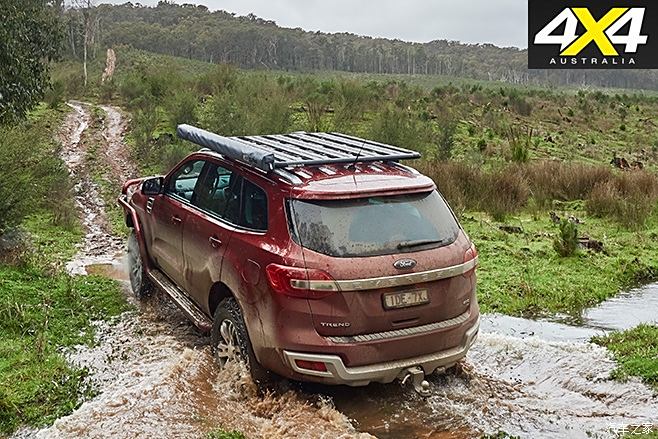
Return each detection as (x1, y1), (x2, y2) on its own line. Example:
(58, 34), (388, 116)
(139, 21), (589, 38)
(148, 269), (213, 333)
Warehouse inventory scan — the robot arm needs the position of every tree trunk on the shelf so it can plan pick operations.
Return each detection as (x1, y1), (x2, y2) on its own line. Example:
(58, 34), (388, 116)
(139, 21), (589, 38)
(83, 28), (88, 87)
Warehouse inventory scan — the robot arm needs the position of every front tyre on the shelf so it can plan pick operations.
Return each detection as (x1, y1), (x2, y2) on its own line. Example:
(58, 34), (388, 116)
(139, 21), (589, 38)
(211, 297), (270, 385)
(127, 230), (150, 299)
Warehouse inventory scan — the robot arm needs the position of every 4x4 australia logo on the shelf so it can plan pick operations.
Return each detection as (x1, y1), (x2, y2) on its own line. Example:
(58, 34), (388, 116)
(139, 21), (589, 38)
(528, 0), (657, 69)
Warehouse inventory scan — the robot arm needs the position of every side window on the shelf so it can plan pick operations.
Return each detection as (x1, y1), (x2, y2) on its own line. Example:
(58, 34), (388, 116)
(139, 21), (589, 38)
(240, 179), (268, 231)
(194, 162), (241, 224)
(166, 160), (205, 202)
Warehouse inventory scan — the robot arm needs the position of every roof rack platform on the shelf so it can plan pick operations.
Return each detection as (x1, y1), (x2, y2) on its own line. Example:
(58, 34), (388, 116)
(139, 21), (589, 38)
(176, 124), (421, 172)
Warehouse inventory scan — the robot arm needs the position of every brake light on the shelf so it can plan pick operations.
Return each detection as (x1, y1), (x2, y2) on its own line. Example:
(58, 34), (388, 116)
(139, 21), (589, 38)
(463, 243), (478, 276)
(265, 264), (338, 299)
(294, 359), (328, 372)
(464, 242), (478, 263)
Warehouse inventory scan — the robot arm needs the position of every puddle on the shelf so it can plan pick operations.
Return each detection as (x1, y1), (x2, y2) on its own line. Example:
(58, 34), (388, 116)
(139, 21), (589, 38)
(86, 257), (129, 281)
(582, 283), (658, 331)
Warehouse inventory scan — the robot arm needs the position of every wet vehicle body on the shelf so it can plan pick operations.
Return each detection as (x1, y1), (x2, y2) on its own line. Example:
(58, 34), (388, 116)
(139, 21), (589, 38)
(119, 127), (480, 391)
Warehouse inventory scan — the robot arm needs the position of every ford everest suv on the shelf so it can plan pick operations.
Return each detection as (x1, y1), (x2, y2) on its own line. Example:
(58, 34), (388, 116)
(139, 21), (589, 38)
(119, 126), (479, 393)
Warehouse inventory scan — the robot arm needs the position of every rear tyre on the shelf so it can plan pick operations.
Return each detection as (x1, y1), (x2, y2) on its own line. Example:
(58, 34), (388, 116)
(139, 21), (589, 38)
(127, 230), (150, 299)
(211, 297), (271, 385)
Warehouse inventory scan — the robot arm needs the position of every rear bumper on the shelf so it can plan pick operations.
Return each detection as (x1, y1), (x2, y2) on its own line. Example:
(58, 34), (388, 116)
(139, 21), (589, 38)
(282, 315), (480, 386)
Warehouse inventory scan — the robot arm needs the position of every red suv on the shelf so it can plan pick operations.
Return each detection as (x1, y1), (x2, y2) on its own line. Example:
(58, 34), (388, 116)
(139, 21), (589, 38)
(119, 126), (479, 394)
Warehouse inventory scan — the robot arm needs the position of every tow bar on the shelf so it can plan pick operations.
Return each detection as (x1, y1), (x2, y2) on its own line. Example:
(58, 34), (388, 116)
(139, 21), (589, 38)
(401, 366), (431, 396)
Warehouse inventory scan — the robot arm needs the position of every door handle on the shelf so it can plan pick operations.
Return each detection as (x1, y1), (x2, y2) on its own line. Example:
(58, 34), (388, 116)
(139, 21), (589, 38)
(209, 236), (222, 248)
(171, 215), (182, 224)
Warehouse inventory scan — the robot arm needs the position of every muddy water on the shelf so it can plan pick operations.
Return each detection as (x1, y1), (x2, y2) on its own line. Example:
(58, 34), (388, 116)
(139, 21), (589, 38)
(27, 102), (658, 438)
(328, 286), (658, 438)
(37, 294), (364, 439)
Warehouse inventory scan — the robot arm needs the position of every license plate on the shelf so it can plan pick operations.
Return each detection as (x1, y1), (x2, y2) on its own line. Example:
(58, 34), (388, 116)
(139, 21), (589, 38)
(383, 289), (429, 310)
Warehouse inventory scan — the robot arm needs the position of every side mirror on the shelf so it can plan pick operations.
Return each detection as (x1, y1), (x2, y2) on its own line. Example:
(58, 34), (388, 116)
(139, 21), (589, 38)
(142, 176), (164, 196)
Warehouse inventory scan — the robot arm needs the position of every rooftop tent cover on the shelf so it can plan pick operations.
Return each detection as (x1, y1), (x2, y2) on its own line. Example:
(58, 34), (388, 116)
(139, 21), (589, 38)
(176, 124), (276, 172)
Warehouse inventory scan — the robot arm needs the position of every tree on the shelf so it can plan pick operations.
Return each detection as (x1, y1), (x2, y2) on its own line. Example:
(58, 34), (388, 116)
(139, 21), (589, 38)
(71, 0), (98, 87)
(0, 1), (62, 125)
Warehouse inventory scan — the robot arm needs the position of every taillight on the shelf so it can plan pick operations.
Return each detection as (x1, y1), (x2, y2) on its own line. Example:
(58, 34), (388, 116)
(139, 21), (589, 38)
(463, 243), (478, 275)
(464, 242), (478, 262)
(265, 264), (338, 299)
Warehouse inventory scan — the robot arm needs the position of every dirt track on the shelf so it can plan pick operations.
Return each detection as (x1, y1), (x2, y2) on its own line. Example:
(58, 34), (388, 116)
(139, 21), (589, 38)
(17, 102), (658, 439)
(34, 102), (364, 439)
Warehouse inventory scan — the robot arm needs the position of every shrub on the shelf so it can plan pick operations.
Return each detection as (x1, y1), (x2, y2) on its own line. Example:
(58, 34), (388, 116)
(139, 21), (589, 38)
(508, 127), (531, 163)
(44, 81), (65, 109)
(370, 104), (428, 151)
(166, 90), (198, 130)
(158, 141), (194, 173)
(524, 161), (613, 207)
(131, 103), (159, 158)
(99, 80), (117, 102)
(553, 219), (578, 257)
(435, 118), (457, 161)
(480, 169), (530, 220)
(332, 79), (372, 131)
(416, 162), (529, 219)
(587, 171), (658, 228)
(508, 91), (532, 116)
(0, 125), (73, 235)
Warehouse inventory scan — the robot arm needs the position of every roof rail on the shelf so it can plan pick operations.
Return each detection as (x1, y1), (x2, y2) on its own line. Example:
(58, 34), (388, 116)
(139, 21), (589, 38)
(176, 124), (421, 173)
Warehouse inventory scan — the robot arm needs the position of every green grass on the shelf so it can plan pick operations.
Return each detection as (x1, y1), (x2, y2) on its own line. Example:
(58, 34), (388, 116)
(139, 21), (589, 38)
(466, 206), (658, 317)
(592, 324), (658, 391)
(624, 432), (658, 438)
(206, 429), (246, 439)
(0, 266), (131, 434)
(0, 103), (131, 435)
(22, 213), (83, 268)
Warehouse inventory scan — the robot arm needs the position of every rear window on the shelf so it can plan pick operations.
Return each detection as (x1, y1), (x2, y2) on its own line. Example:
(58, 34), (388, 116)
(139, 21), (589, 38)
(288, 191), (460, 257)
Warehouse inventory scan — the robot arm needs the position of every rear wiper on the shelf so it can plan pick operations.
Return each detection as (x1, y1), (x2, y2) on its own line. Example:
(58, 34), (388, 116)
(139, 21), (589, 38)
(396, 238), (444, 249)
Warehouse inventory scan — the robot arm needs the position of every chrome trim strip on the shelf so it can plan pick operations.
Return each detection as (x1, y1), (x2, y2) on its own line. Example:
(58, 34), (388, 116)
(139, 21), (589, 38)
(306, 256), (478, 292)
(326, 310), (470, 344)
(283, 316), (480, 385)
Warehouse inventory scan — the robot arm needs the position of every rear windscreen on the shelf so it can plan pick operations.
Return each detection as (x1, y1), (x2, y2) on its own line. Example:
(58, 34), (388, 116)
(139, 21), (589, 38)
(288, 191), (460, 257)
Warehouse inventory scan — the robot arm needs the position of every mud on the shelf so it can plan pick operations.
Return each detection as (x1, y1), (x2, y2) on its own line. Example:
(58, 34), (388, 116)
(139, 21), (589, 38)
(61, 101), (125, 275)
(23, 102), (658, 438)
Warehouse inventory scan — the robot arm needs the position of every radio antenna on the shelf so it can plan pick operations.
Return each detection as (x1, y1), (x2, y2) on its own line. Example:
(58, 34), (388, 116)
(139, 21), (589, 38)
(348, 140), (366, 170)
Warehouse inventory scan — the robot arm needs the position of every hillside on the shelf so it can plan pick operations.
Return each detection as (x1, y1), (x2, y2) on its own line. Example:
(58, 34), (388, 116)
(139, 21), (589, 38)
(82, 2), (658, 90)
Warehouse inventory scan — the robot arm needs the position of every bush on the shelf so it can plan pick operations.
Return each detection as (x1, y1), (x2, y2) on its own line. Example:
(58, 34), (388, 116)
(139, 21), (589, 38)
(434, 118), (457, 161)
(553, 219), (578, 257)
(524, 161), (613, 207)
(332, 79), (372, 131)
(587, 171), (658, 228)
(480, 169), (530, 220)
(0, 123), (74, 236)
(507, 91), (532, 116)
(370, 104), (428, 151)
(131, 103), (159, 158)
(44, 81), (65, 109)
(417, 162), (529, 219)
(166, 90), (198, 130)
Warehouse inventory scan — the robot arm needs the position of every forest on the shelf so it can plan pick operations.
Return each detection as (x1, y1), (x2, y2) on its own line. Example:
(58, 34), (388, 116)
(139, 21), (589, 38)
(59, 1), (658, 90)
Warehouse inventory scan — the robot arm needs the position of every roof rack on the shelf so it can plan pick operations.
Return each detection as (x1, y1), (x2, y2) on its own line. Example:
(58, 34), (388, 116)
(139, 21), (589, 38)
(176, 124), (421, 173)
